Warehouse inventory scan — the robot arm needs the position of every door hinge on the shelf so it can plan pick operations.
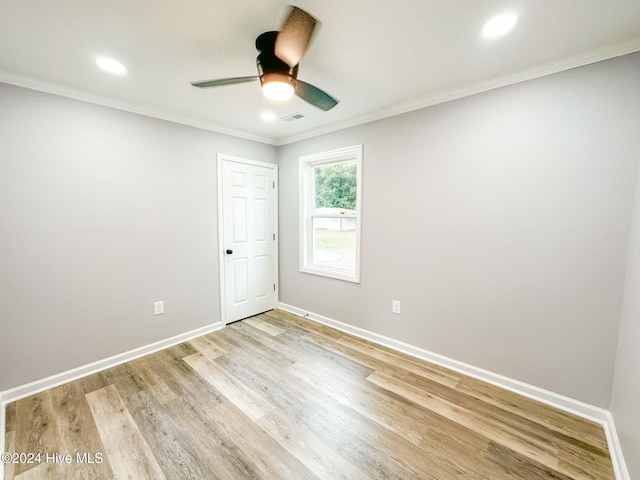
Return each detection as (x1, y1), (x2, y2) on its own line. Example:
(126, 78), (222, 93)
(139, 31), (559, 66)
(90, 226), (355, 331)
(273, 233), (276, 240)
(273, 284), (276, 291)
(273, 181), (275, 189)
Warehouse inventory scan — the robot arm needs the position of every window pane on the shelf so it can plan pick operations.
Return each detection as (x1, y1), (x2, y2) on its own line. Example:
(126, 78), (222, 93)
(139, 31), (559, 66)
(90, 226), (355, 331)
(312, 218), (356, 272)
(313, 162), (357, 211)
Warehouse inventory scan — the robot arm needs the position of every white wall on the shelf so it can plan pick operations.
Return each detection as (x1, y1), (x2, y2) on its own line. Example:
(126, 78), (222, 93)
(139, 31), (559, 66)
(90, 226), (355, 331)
(278, 52), (640, 408)
(611, 156), (640, 478)
(0, 82), (276, 391)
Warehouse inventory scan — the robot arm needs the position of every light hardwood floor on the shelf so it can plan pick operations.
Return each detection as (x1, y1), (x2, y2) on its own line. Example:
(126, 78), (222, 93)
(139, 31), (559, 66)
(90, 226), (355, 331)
(4, 309), (615, 479)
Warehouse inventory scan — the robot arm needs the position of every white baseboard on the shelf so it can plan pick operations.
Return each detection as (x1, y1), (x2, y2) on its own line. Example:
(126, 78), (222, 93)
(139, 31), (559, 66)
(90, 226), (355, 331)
(0, 321), (224, 405)
(0, 319), (224, 480)
(604, 412), (631, 480)
(277, 302), (630, 480)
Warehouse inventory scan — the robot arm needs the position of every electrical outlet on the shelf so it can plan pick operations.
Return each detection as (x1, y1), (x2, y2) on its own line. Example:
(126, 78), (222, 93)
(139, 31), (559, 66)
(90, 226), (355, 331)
(154, 301), (164, 315)
(392, 300), (401, 315)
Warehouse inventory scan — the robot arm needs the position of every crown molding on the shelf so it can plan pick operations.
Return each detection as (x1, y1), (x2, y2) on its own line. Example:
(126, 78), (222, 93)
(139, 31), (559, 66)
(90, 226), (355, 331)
(274, 36), (640, 146)
(0, 71), (275, 145)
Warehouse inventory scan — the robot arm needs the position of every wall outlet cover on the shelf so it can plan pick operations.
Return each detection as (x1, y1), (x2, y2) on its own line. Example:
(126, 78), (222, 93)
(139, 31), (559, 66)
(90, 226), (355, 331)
(154, 301), (164, 315)
(392, 300), (401, 315)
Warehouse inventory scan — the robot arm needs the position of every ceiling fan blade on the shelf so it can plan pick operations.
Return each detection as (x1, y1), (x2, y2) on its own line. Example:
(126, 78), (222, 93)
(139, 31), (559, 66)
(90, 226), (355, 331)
(295, 80), (338, 111)
(275, 6), (317, 68)
(191, 76), (258, 88)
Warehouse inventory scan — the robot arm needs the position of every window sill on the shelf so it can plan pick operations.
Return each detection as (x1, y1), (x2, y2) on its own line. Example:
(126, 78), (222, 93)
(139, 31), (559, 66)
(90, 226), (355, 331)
(300, 266), (360, 284)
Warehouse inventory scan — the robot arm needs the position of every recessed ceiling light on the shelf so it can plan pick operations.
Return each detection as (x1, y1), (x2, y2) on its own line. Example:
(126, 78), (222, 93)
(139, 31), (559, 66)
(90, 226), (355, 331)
(482, 12), (518, 39)
(261, 112), (277, 121)
(96, 56), (126, 75)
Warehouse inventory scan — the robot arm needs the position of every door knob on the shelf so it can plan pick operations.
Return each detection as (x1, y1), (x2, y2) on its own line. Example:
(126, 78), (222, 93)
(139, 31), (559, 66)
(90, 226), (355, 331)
(226, 249), (233, 255)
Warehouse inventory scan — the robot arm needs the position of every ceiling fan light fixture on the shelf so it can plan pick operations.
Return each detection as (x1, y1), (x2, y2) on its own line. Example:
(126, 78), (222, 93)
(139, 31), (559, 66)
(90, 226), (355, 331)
(262, 81), (295, 101)
(261, 72), (295, 101)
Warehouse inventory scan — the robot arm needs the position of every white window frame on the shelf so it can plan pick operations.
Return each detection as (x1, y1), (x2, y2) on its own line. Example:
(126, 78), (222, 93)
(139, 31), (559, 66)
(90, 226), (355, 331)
(299, 145), (363, 283)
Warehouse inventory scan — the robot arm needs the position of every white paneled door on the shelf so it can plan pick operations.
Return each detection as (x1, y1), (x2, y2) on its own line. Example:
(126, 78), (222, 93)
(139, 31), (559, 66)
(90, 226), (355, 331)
(220, 157), (277, 324)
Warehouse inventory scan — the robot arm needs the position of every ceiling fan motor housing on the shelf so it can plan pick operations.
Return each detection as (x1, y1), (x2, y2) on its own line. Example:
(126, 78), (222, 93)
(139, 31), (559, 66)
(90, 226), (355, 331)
(258, 70), (296, 89)
(256, 30), (299, 87)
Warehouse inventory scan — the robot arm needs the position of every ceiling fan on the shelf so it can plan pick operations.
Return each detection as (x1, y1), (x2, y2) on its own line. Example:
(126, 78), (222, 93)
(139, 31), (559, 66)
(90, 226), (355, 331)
(191, 5), (338, 111)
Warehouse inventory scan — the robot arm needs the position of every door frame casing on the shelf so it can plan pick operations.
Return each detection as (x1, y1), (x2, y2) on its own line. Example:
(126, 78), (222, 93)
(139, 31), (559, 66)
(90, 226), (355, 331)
(217, 153), (279, 325)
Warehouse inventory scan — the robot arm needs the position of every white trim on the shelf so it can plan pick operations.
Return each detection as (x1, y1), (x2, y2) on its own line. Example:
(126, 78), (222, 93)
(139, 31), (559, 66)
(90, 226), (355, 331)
(275, 38), (640, 146)
(216, 154), (277, 170)
(0, 321), (223, 405)
(217, 154), (279, 324)
(277, 301), (630, 479)
(0, 71), (274, 146)
(217, 155), (227, 325)
(604, 412), (631, 480)
(299, 145), (363, 283)
(0, 320), (223, 480)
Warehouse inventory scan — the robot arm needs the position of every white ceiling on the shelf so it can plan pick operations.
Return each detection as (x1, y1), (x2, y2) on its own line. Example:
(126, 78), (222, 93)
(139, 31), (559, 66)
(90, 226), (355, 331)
(1, 0), (639, 145)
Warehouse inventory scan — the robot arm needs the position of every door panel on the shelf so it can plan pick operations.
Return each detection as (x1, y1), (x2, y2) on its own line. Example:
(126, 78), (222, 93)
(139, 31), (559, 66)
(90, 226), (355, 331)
(222, 159), (276, 323)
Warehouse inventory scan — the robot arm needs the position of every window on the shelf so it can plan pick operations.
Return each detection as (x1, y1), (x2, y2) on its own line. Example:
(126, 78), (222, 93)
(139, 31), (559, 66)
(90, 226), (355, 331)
(300, 145), (362, 283)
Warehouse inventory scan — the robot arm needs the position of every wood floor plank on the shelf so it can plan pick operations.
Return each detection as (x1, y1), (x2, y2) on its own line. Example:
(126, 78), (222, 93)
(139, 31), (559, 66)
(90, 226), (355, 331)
(163, 396), (266, 480)
(201, 400), (320, 480)
(13, 462), (60, 480)
(4, 430), (16, 480)
(127, 389), (231, 480)
(243, 317), (285, 336)
(255, 311), (309, 334)
(304, 406), (429, 480)
(39, 382), (114, 480)
(127, 356), (181, 405)
(13, 392), (56, 476)
(75, 371), (110, 395)
(127, 344), (223, 409)
(5, 309), (615, 480)
(212, 331), (300, 390)
(264, 310), (345, 340)
(456, 376), (609, 451)
(337, 333), (462, 388)
(257, 409), (370, 480)
(403, 370), (614, 479)
(288, 359), (428, 445)
(214, 323), (296, 368)
(189, 335), (226, 360)
(12, 382), (114, 479)
(308, 404), (502, 480)
(5, 402), (16, 432)
(183, 352), (274, 421)
(86, 385), (166, 480)
(232, 320), (375, 380)
(211, 336), (331, 418)
(99, 361), (226, 480)
(486, 441), (575, 480)
(558, 442), (615, 480)
(367, 368), (565, 474)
